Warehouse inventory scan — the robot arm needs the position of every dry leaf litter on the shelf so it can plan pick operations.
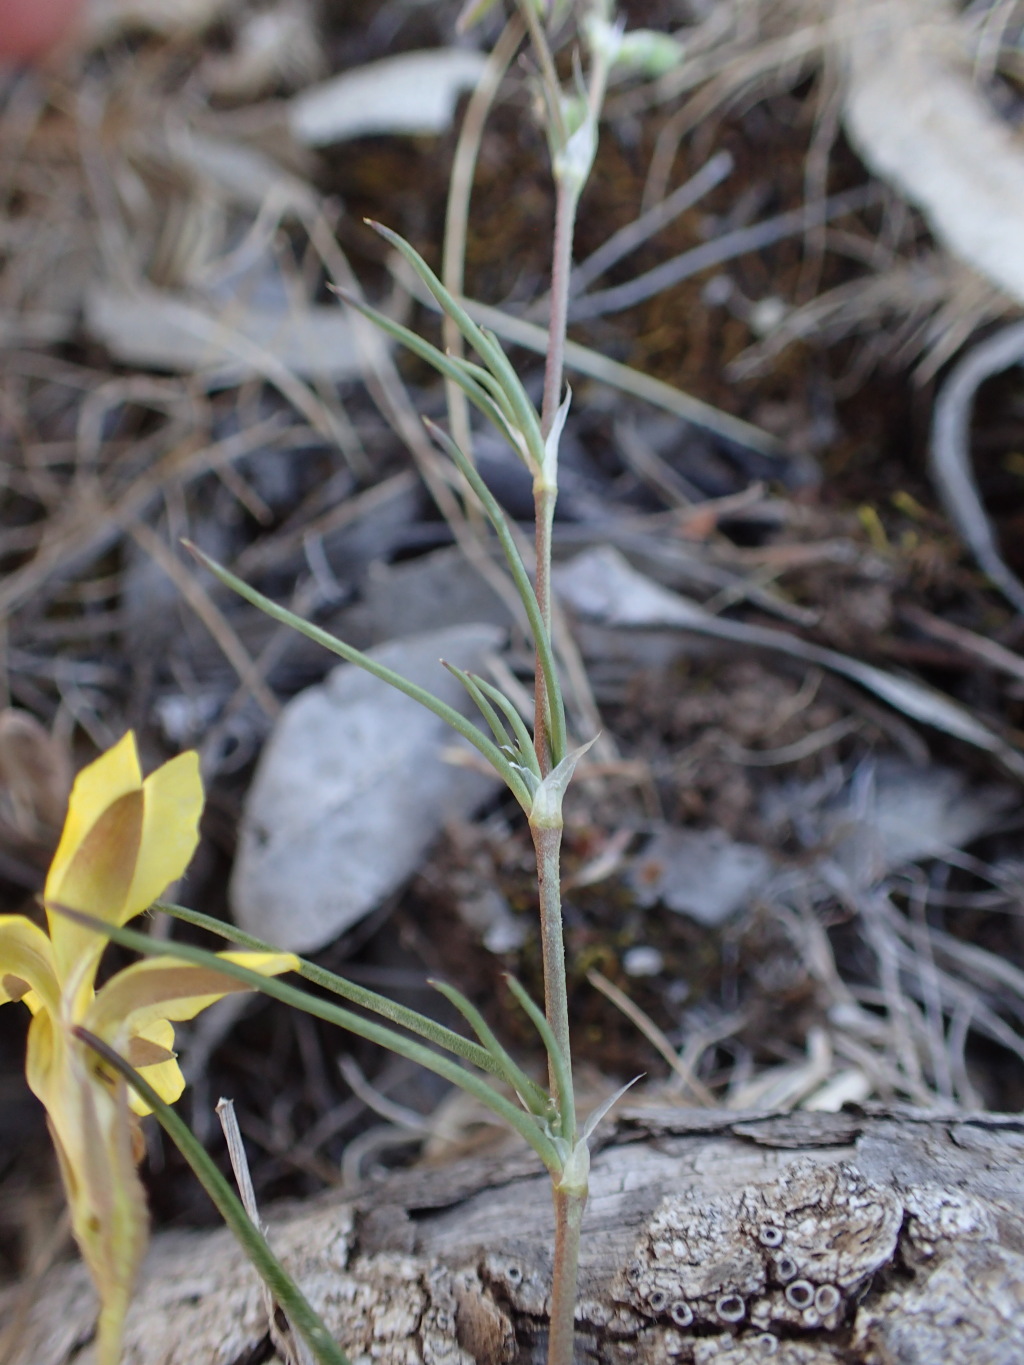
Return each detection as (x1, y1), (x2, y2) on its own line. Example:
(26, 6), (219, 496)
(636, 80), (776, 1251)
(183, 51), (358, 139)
(3, 0), (1024, 1309)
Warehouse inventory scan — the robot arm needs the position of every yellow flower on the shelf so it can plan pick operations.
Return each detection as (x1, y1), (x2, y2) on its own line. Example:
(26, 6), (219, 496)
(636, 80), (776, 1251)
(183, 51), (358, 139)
(0, 732), (297, 1365)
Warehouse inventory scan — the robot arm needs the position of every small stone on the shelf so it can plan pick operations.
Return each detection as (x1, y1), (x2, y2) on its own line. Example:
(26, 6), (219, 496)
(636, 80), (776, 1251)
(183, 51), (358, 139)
(230, 624), (503, 952)
(623, 946), (664, 977)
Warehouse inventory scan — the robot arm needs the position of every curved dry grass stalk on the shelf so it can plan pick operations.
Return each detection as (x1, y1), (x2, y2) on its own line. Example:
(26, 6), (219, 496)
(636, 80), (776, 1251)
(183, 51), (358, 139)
(604, 0), (1024, 378)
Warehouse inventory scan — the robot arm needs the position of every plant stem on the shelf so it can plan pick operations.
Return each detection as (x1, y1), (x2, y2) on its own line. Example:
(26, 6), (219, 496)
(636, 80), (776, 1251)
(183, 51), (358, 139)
(524, 14), (615, 1365)
(541, 178), (580, 439)
(548, 1187), (586, 1365)
(532, 821), (574, 1129)
(533, 477), (558, 774)
(516, 0), (576, 768)
(533, 180), (577, 772)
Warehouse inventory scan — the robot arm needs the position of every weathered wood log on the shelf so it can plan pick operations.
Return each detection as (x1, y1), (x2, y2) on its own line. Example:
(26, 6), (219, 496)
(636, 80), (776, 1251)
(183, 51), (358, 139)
(5, 1106), (1024, 1365)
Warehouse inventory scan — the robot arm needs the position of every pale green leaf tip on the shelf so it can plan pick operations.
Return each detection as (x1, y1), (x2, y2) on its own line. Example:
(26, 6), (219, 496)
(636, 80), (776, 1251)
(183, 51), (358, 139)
(540, 386), (572, 488)
(581, 1073), (642, 1143)
(555, 1137), (590, 1195)
(556, 1074), (642, 1194)
(612, 30), (686, 79)
(553, 115), (598, 191)
(528, 735), (597, 828)
(583, 13), (625, 63)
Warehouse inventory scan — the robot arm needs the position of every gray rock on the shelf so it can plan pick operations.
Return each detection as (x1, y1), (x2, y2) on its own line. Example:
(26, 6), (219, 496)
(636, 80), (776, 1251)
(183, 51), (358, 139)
(229, 624), (504, 952)
(630, 827), (773, 927)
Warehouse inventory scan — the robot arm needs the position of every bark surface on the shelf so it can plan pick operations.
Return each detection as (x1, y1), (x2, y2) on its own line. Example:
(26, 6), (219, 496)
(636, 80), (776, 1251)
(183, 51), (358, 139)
(5, 1106), (1024, 1365)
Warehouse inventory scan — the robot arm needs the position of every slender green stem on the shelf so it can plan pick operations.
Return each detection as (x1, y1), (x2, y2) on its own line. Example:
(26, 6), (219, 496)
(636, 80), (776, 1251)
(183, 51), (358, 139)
(518, 38), (611, 1365)
(533, 477), (559, 774)
(530, 822), (574, 1134)
(534, 170), (582, 779)
(74, 1028), (351, 1365)
(548, 1188), (586, 1365)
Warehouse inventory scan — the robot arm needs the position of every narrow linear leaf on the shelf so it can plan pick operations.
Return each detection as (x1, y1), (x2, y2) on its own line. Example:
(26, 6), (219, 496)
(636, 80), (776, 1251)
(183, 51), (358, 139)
(470, 674), (541, 778)
(429, 979), (551, 1115)
(366, 220), (498, 370)
(156, 901), (503, 1077)
(448, 354), (519, 428)
(185, 544), (526, 793)
(470, 324), (547, 468)
(367, 221), (545, 465)
(73, 1028), (351, 1365)
(53, 904), (563, 1173)
(580, 1074), (643, 1144)
(444, 660), (516, 751)
(332, 286), (521, 448)
(504, 975), (575, 1142)
(424, 421), (568, 765)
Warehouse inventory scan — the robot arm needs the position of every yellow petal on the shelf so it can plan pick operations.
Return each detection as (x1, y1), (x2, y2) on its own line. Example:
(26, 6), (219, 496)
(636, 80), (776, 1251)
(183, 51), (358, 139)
(45, 790), (144, 988)
(123, 750), (203, 924)
(0, 915), (59, 1014)
(92, 952), (294, 1115)
(24, 1000), (60, 1108)
(25, 992), (148, 1365)
(44, 1036), (148, 1365)
(45, 733), (141, 908)
(89, 951), (298, 1049)
(43, 737), (203, 987)
(215, 949), (299, 977)
(126, 1018), (183, 1115)
(132, 1056), (186, 1114)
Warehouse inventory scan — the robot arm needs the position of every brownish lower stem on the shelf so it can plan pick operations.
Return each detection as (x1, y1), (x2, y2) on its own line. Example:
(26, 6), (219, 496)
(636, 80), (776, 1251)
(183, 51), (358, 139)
(533, 481), (557, 773)
(549, 1186), (586, 1365)
(532, 821), (573, 1110)
(533, 182), (573, 773)
(540, 178), (578, 439)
